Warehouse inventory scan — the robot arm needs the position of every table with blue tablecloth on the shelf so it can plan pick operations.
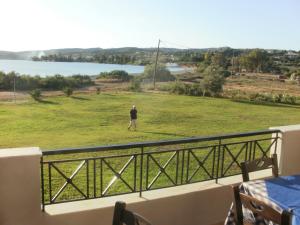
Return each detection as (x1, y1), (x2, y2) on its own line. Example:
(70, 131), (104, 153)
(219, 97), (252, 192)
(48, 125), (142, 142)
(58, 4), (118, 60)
(225, 175), (300, 225)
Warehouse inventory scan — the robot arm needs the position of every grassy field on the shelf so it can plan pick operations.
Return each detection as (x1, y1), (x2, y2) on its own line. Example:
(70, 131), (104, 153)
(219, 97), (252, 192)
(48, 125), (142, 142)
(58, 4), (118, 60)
(3, 91), (300, 203)
(1, 91), (300, 150)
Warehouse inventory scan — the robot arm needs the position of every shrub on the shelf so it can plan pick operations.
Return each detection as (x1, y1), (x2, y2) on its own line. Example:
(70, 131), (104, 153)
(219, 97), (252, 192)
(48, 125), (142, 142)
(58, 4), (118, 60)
(96, 87), (101, 95)
(67, 75), (94, 88)
(189, 83), (203, 96)
(283, 94), (297, 105)
(29, 89), (42, 101)
(221, 70), (231, 78)
(43, 74), (93, 90)
(273, 93), (283, 103)
(169, 81), (186, 95)
(167, 81), (204, 96)
(42, 74), (67, 90)
(0, 72), (93, 91)
(63, 87), (73, 97)
(248, 93), (258, 101)
(202, 66), (226, 96)
(129, 78), (142, 92)
(263, 93), (273, 102)
(236, 92), (297, 105)
(143, 63), (175, 82)
(232, 92), (248, 101)
(156, 83), (171, 92)
(98, 70), (130, 81)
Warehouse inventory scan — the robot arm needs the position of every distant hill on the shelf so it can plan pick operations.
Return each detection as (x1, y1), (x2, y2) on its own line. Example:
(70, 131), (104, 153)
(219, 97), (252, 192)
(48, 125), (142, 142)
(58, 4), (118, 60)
(1, 47), (298, 68)
(0, 47), (230, 60)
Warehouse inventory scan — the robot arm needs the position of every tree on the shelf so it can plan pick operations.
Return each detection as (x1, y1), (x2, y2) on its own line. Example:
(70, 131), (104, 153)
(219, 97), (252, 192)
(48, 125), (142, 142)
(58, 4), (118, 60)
(128, 77), (142, 92)
(202, 66), (226, 96)
(239, 49), (270, 72)
(143, 63), (175, 82)
(42, 74), (67, 90)
(63, 87), (73, 97)
(211, 52), (228, 68)
(29, 89), (42, 101)
(0, 71), (12, 90)
(204, 52), (213, 64)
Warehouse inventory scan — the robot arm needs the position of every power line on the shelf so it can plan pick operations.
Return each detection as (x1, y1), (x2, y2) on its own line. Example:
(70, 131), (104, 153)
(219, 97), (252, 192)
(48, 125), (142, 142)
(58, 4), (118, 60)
(159, 40), (194, 50)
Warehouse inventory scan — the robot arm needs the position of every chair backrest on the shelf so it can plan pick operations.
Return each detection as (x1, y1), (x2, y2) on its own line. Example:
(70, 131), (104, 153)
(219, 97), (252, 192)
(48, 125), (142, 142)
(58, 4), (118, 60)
(232, 185), (243, 224)
(112, 201), (152, 225)
(232, 185), (291, 225)
(240, 193), (291, 225)
(241, 154), (279, 182)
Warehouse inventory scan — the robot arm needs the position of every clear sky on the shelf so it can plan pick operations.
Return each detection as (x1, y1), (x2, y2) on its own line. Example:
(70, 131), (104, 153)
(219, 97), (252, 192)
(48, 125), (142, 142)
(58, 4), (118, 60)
(0, 0), (299, 51)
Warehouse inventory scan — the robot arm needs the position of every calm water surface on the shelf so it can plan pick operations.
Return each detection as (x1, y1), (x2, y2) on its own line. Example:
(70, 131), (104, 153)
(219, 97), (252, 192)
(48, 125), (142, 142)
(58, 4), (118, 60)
(0, 60), (185, 77)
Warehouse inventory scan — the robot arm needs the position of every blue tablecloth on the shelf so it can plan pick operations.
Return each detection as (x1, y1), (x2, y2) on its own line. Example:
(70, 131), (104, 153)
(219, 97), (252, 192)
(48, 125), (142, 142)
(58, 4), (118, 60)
(241, 175), (300, 224)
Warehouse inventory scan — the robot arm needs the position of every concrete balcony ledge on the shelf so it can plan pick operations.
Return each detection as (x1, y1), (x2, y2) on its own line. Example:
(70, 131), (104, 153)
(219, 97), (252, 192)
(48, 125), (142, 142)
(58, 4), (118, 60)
(45, 179), (233, 225)
(46, 180), (224, 215)
(45, 170), (272, 225)
(46, 170), (272, 215)
(270, 124), (300, 132)
(0, 147), (41, 158)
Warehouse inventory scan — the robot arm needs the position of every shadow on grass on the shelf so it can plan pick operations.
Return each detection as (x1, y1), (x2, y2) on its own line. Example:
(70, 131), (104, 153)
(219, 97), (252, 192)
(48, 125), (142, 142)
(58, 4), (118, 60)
(71, 96), (90, 101)
(142, 131), (188, 138)
(231, 99), (300, 109)
(37, 99), (59, 105)
(101, 93), (116, 97)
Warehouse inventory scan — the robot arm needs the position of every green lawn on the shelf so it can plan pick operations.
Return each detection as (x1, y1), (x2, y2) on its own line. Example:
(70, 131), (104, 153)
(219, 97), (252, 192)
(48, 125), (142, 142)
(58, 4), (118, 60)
(1, 92), (300, 150)
(3, 92), (298, 203)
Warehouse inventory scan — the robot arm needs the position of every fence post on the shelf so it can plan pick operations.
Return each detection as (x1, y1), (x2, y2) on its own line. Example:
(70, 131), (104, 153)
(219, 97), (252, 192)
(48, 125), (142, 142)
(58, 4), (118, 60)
(139, 147), (144, 197)
(216, 139), (221, 183)
(40, 156), (45, 211)
(274, 132), (279, 154)
(181, 150), (185, 184)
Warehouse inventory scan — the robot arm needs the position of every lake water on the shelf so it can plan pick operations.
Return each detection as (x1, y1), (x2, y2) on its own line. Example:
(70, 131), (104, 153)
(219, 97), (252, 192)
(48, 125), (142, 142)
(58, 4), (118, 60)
(0, 60), (186, 77)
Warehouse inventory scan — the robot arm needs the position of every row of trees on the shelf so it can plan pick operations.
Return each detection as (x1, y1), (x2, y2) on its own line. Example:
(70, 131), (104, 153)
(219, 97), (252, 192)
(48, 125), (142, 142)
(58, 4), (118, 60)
(113, 62), (225, 96)
(238, 50), (272, 73)
(96, 65), (176, 92)
(33, 54), (152, 65)
(0, 71), (94, 91)
(197, 49), (275, 73)
(167, 65), (225, 96)
(98, 65), (176, 83)
(186, 48), (299, 75)
(33, 50), (224, 66)
(31, 47), (300, 74)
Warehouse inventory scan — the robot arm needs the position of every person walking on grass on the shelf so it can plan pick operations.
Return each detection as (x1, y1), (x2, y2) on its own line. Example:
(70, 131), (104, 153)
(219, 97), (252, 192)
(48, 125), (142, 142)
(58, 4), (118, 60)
(128, 105), (137, 131)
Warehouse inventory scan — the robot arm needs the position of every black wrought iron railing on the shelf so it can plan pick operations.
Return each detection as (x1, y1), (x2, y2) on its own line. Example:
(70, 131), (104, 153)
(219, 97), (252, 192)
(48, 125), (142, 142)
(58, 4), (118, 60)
(41, 129), (280, 210)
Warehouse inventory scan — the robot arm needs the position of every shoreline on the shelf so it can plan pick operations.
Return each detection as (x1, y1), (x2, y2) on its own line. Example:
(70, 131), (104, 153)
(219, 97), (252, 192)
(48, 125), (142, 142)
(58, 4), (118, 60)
(0, 59), (191, 77)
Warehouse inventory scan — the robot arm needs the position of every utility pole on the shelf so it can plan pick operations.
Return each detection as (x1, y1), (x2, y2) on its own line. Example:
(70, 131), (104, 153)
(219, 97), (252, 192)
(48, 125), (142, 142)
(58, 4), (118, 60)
(153, 39), (161, 89)
(231, 49), (234, 76)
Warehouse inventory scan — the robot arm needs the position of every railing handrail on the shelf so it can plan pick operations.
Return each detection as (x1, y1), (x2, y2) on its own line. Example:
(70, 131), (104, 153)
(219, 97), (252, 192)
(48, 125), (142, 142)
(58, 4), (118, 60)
(41, 128), (281, 208)
(42, 129), (280, 156)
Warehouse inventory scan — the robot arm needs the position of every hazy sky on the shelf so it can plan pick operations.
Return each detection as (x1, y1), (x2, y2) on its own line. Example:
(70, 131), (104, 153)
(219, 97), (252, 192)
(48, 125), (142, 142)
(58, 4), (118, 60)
(1, 0), (299, 51)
